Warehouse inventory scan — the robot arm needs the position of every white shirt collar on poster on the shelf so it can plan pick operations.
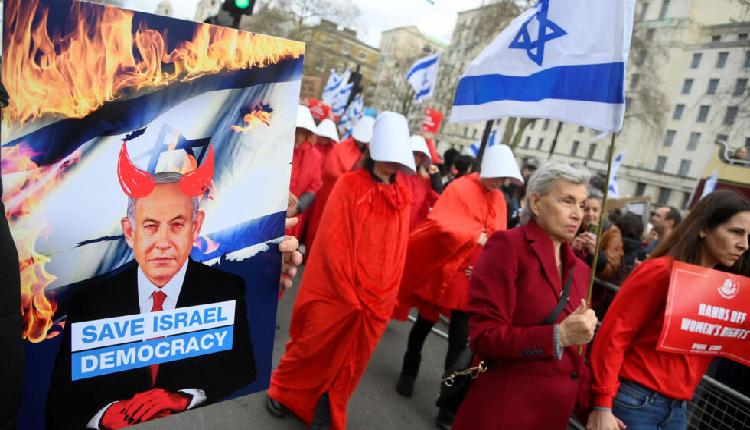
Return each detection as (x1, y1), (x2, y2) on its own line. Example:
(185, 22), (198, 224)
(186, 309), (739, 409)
(137, 261), (188, 313)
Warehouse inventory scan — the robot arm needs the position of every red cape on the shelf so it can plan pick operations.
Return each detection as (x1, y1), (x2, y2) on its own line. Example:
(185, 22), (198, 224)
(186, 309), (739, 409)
(269, 169), (411, 429)
(286, 141), (322, 239)
(395, 173), (507, 321)
(403, 173), (439, 231)
(303, 138), (364, 248)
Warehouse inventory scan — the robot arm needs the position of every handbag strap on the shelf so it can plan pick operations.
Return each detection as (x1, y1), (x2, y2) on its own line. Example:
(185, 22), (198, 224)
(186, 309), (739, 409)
(540, 271), (574, 325)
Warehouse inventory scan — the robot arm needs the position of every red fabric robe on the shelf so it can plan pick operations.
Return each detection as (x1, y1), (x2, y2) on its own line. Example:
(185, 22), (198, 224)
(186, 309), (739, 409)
(403, 173), (439, 232)
(286, 141), (322, 239)
(303, 137), (364, 248)
(269, 169), (411, 430)
(395, 173), (506, 322)
(315, 142), (335, 169)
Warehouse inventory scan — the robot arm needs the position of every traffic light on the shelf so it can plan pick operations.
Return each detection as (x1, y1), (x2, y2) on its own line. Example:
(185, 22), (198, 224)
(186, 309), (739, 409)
(222, 0), (255, 28)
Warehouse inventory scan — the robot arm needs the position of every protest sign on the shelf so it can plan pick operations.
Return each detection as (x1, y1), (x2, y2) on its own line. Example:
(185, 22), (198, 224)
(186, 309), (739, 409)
(2, 0), (303, 427)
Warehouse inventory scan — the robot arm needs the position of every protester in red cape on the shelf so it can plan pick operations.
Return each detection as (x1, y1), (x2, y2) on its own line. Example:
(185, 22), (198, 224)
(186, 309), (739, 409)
(572, 188), (623, 283)
(452, 160), (598, 430)
(395, 144), (521, 427)
(0, 81), (24, 430)
(313, 118), (340, 171)
(403, 135), (443, 231)
(46, 141), (256, 429)
(587, 190), (750, 430)
(266, 112), (415, 430)
(286, 105), (323, 240)
(304, 116), (374, 253)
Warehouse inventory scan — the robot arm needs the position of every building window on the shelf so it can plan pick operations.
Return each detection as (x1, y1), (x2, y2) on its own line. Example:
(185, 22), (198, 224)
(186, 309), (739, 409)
(658, 0), (669, 19)
(463, 127), (468, 137)
(711, 35), (721, 42)
(529, 121), (535, 130)
(472, 128), (478, 139)
(537, 138), (544, 150)
(691, 52), (702, 69)
(655, 156), (667, 172)
(646, 28), (656, 41)
(663, 130), (676, 146)
(358, 52), (367, 61)
(681, 78), (693, 94)
(746, 51), (750, 68)
(734, 78), (748, 96)
(716, 134), (729, 144)
(578, 126), (585, 133)
(625, 97), (632, 112)
(707, 78), (719, 94)
(639, 2), (649, 20)
(697, 105), (710, 123)
(587, 143), (597, 160)
(635, 182), (647, 196)
(630, 73), (640, 89)
(716, 52), (729, 68)
(672, 104), (685, 120)
(657, 188), (671, 205)
(495, 118), (502, 125)
(543, 119), (550, 130)
(740, 33), (749, 40)
(678, 159), (691, 176)
(746, 137), (750, 150)
(687, 132), (701, 151)
(524, 136), (531, 148)
(571, 140), (580, 156)
(682, 192), (692, 209)
(724, 106), (739, 126)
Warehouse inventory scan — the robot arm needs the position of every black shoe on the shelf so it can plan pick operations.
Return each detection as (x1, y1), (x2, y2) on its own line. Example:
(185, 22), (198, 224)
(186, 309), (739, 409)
(311, 393), (332, 430)
(435, 408), (454, 430)
(265, 395), (287, 418)
(395, 373), (416, 397)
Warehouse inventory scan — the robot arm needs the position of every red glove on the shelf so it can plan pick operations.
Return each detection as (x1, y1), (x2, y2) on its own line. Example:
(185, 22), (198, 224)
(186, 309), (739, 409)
(122, 388), (191, 425)
(100, 400), (132, 430)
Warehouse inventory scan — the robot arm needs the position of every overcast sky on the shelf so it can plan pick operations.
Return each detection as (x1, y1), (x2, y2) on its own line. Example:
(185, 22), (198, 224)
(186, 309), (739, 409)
(119, 0), (486, 47)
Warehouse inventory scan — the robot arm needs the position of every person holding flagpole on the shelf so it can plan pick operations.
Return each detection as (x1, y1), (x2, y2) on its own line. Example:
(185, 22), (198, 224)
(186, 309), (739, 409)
(587, 190), (750, 430)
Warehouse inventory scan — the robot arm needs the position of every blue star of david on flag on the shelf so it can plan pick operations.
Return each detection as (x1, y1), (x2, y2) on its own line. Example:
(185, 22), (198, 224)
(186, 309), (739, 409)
(509, 0), (567, 66)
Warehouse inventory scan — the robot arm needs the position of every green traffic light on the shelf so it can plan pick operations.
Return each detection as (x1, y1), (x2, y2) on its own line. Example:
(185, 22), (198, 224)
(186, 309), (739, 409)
(234, 0), (251, 9)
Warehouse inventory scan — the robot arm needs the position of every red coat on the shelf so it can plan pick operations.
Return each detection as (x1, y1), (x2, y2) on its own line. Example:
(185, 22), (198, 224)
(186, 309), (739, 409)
(269, 169), (411, 430)
(396, 174), (506, 321)
(304, 138), (364, 248)
(286, 141), (322, 239)
(453, 220), (592, 430)
(403, 173), (439, 231)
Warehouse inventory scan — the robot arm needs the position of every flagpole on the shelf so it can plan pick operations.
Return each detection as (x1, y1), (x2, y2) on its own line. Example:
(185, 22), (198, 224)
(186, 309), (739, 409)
(475, 120), (494, 167)
(580, 132), (617, 355)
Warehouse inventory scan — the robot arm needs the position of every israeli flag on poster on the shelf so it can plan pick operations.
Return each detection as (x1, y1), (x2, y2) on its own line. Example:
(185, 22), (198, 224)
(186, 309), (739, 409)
(700, 169), (719, 199)
(465, 129), (498, 157)
(450, 0), (636, 132)
(607, 151), (626, 198)
(406, 53), (440, 103)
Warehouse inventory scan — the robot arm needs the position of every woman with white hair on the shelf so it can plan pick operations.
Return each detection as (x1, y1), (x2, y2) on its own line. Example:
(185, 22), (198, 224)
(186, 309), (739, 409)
(453, 160), (599, 430)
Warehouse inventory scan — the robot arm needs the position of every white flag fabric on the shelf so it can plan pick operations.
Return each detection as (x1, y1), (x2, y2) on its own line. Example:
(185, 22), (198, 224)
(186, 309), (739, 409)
(607, 150), (626, 198)
(701, 169), (719, 199)
(450, 0), (636, 132)
(338, 94), (364, 138)
(406, 53), (440, 103)
(322, 69), (343, 106)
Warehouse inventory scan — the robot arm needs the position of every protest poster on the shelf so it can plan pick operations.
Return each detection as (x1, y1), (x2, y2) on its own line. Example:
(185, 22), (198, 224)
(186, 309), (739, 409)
(657, 261), (750, 365)
(1, 0), (303, 428)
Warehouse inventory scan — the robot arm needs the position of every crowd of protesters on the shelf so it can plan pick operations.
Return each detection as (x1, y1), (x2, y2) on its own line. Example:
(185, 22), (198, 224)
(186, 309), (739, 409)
(1, 100), (749, 430)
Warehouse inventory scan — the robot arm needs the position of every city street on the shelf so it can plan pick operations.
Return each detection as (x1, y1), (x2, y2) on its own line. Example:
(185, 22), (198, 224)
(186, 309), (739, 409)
(135, 269), (450, 430)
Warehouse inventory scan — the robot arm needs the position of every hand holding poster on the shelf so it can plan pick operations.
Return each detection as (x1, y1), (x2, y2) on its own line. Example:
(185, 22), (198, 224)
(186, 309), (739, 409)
(2, 0), (303, 428)
(658, 261), (750, 365)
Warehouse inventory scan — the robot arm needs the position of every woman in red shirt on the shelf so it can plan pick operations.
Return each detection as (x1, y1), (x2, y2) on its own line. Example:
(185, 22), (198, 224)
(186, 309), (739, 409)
(588, 190), (750, 430)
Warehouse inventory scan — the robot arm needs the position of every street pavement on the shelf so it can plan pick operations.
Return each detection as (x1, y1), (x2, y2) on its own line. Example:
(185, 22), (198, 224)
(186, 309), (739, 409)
(134, 268), (449, 430)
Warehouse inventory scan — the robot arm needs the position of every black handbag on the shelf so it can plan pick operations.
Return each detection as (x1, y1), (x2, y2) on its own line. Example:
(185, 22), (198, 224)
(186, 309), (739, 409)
(435, 272), (574, 414)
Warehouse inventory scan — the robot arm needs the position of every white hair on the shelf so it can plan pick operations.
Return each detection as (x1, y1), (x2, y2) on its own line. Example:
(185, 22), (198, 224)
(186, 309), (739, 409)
(126, 172), (200, 224)
(521, 159), (591, 225)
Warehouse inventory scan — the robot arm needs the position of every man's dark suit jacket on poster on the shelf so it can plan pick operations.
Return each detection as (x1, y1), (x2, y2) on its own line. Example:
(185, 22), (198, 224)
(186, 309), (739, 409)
(46, 259), (256, 429)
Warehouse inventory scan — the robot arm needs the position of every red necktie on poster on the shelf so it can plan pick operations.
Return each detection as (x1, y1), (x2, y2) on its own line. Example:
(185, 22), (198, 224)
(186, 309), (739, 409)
(150, 290), (167, 386)
(658, 262), (750, 365)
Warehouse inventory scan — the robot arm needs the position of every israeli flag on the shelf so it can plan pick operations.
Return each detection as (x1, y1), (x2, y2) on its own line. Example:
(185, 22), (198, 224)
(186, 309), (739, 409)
(331, 80), (353, 117)
(450, 0), (636, 132)
(465, 129), (498, 157)
(700, 169), (719, 199)
(338, 94), (364, 138)
(322, 69), (343, 106)
(607, 150), (626, 198)
(406, 53), (440, 103)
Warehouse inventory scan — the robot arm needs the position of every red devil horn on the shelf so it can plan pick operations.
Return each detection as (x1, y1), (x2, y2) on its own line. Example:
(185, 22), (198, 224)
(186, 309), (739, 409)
(180, 145), (214, 197)
(117, 141), (155, 198)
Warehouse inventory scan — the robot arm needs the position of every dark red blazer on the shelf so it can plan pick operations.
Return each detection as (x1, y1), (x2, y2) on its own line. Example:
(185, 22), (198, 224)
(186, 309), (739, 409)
(453, 219), (592, 430)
